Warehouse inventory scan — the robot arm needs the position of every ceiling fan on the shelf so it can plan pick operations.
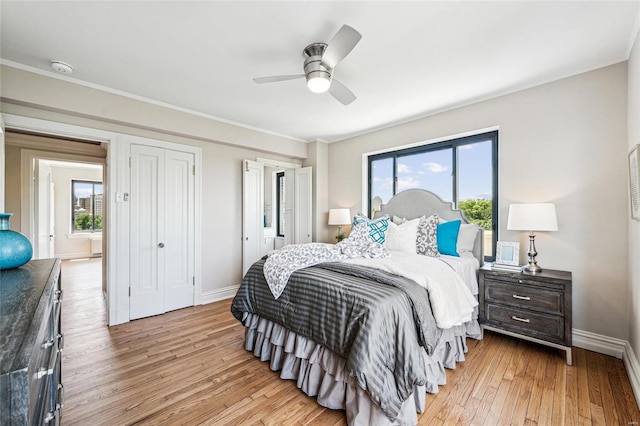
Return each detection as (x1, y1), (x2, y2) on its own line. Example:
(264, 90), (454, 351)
(253, 25), (362, 106)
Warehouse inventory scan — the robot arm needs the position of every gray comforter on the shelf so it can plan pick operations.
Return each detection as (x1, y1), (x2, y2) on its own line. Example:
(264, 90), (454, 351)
(230, 258), (442, 420)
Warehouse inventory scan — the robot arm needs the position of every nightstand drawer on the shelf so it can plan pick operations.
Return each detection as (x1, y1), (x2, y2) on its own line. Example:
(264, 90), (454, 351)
(484, 279), (564, 315)
(485, 303), (566, 344)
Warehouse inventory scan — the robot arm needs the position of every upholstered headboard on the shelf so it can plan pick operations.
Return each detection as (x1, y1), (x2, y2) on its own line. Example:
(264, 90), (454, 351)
(373, 189), (484, 265)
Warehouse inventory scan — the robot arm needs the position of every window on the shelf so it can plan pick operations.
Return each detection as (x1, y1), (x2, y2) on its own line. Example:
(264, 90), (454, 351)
(276, 171), (285, 237)
(72, 180), (103, 233)
(368, 131), (498, 260)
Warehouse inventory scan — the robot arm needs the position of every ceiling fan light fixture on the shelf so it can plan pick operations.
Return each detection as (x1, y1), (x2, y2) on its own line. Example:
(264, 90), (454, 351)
(306, 71), (331, 93)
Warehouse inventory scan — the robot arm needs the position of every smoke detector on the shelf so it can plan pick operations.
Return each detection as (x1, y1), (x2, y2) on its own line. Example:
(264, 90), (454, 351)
(50, 60), (73, 74)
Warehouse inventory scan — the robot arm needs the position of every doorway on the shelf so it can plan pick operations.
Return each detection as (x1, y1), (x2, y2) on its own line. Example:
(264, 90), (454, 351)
(4, 130), (108, 300)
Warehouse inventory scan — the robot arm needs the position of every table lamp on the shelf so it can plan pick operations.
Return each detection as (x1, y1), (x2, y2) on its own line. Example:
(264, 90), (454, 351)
(328, 208), (351, 242)
(507, 203), (558, 273)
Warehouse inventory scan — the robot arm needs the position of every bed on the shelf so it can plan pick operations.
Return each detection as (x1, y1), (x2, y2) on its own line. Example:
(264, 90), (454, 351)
(231, 189), (484, 425)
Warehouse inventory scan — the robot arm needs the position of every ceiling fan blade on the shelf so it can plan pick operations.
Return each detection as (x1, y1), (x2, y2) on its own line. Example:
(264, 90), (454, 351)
(321, 25), (362, 69)
(253, 74), (305, 84)
(329, 79), (356, 106)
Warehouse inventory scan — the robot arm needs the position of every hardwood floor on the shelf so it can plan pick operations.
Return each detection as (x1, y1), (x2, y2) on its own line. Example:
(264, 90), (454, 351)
(61, 258), (640, 425)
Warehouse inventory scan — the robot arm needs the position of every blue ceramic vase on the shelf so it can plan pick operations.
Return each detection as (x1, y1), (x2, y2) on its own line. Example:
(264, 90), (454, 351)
(0, 213), (33, 270)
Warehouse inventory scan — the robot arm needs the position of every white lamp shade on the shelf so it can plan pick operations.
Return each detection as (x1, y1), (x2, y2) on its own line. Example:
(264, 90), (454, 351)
(328, 208), (351, 225)
(507, 203), (558, 231)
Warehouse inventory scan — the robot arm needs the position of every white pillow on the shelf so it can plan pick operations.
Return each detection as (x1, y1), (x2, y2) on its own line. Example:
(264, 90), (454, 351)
(457, 223), (480, 253)
(384, 217), (421, 253)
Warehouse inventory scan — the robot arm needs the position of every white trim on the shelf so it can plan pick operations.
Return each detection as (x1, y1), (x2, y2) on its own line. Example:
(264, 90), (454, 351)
(572, 328), (625, 359)
(201, 285), (240, 305)
(256, 156), (302, 169)
(624, 341), (640, 411)
(0, 115), (5, 212)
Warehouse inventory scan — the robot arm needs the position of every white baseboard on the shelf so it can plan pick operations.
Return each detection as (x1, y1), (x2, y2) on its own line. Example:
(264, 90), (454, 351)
(573, 328), (640, 410)
(624, 341), (640, 411)
(201, 285), (240, 304)
(572, 328), (625, 359)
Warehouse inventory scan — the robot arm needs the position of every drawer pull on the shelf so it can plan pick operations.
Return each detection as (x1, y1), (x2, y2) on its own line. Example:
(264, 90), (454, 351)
(57, 383), (65, 409)
(36, 367), (54, 379)
(57, 333), (64, 352)
(512, 294), (531, 301)
(511, 315), (530, 323)
(43, 411), (56, 424)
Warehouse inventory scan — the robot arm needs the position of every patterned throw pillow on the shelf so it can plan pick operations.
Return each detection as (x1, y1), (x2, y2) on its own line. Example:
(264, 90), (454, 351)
(352, 215), (390, 245)
(416, 214), (439, 257)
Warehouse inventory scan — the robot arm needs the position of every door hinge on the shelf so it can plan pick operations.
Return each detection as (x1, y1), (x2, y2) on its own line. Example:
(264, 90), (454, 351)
(193, 165), (196, 175)
(129, 157), (132, 168)
(192, 276), (195, 286)
(129, 287), (131, 297)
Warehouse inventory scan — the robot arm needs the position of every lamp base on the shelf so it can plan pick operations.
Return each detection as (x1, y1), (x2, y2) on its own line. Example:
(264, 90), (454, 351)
(524, 263), (542, 274)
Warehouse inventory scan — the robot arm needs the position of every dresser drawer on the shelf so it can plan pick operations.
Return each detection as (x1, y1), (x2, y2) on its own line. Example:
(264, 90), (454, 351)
(484, 279), (564, 315)
(485, 303), (566, 345)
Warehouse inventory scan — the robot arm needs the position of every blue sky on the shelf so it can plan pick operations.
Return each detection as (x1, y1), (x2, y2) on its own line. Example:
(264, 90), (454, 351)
(371, 140), (492, 205)
(74, 182), (103, 199)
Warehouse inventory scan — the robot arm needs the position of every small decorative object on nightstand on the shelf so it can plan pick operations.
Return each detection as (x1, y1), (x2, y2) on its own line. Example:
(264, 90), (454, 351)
(479, 264), (572, 365)
(328, 208), (351, 242)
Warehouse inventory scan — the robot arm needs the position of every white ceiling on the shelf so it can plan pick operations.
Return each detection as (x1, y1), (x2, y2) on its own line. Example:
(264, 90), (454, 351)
(1, 1), (638, 143)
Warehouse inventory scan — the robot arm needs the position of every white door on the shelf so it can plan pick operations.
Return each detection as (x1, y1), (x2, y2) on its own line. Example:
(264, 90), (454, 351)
(284, 169), (295, 246)
(35, 160), (54, 259)
(284, 167), (312, 245)
(242, 160), (264, 277)
(130, 145), (195, 320)
(294, 167), (312, 243)
(164, 150), (195, 312)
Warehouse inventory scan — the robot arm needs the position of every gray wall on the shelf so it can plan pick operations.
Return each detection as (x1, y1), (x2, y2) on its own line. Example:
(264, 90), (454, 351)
(628, 18), (640, 376)
(327, 62), (629, 340)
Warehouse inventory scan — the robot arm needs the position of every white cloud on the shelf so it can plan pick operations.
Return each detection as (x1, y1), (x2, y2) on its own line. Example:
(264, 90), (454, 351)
(397, 163), (411, 174)
(397, 176), (421, 191)
(425, 162), (448, 173)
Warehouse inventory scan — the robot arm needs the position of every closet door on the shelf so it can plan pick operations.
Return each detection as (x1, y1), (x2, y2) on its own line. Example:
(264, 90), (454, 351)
(294, 167), (312, 244)
(130, 145), (165, 319)
(242, 160), (264, 277)
(130, 145), (195, 320)
(164, 150), (195, 311)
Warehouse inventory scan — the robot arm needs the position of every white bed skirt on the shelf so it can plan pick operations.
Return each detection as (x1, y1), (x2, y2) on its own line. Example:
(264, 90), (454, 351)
(241, 313), (482, 426)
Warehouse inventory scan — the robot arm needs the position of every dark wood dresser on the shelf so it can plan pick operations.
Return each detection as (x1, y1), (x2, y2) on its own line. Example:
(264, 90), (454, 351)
(478, 264), (572, 365)
(0, 258), (63, 425)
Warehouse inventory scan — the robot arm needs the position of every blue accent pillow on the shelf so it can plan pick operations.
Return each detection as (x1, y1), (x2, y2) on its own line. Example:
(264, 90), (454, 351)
(352, 215), (390, 244)
(437, 220), (461, 256)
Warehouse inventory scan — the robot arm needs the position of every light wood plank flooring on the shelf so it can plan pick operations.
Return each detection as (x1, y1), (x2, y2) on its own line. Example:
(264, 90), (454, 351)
(61, 258), (640, 425)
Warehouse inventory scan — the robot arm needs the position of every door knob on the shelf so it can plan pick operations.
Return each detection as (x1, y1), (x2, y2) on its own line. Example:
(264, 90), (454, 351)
(158, 243), (165, 248)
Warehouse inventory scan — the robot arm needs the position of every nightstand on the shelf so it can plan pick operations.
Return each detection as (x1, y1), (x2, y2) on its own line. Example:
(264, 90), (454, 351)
(478, 264), (573, 365)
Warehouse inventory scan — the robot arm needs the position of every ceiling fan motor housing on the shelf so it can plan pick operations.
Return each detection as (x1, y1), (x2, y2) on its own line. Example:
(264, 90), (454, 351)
(303, 43), (332, 87)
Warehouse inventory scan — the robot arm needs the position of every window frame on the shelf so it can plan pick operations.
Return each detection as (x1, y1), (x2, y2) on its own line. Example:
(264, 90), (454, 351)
(276, 171), (285, 237)
(367, 130), (498, 261)
(71, 179), (103, 234)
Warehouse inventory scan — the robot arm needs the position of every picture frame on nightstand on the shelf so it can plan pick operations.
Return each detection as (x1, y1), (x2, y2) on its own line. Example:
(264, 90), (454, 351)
(495, 241), (520, 266)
